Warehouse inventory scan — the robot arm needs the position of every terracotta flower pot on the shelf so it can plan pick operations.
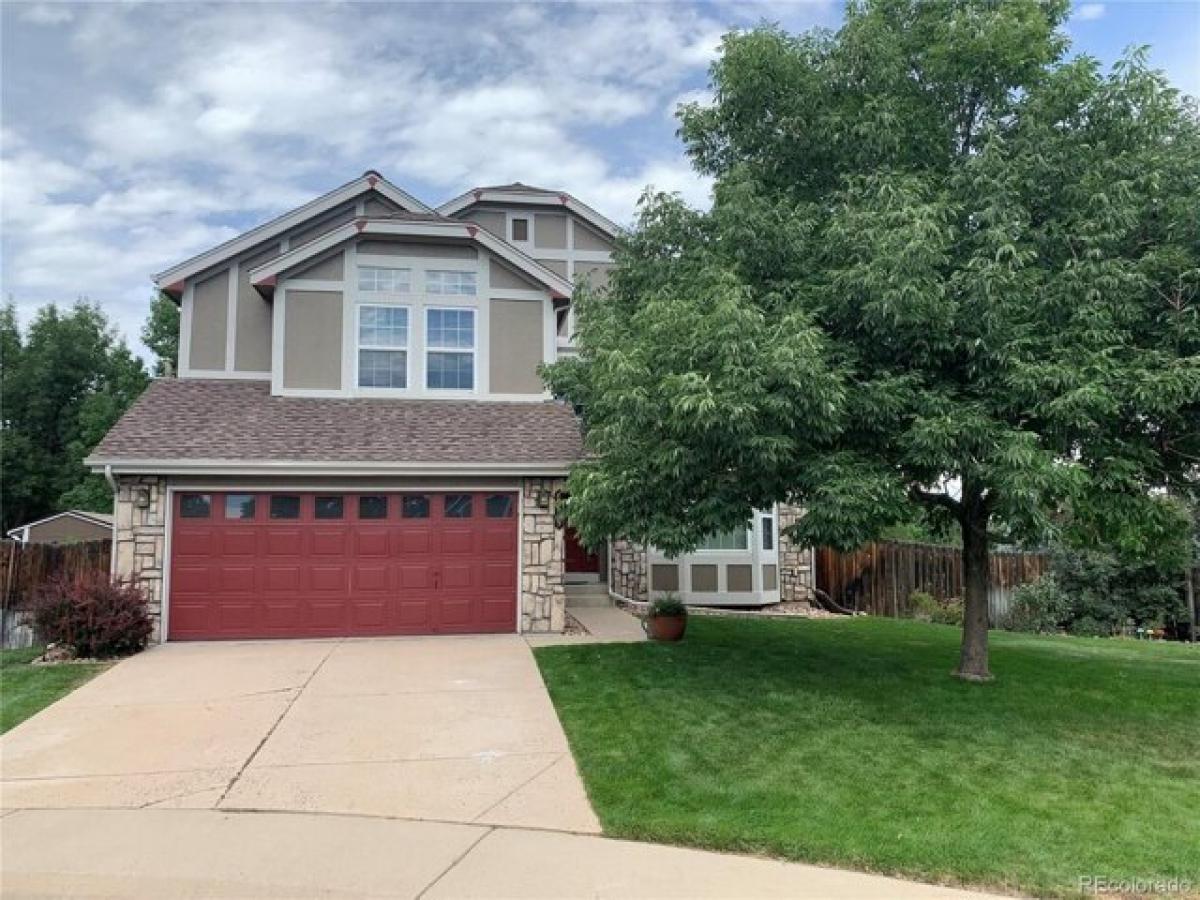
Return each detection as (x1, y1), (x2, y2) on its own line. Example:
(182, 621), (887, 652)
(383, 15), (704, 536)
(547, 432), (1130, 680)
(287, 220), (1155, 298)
(645, 614), (687, 642)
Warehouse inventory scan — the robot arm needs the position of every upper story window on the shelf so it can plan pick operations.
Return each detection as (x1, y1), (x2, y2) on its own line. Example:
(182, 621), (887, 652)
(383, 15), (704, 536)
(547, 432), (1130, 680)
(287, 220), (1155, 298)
(510, 217), (530, 243)
(359, 266), (411, 293)
(426, 308), (475, 390)
(425, 270), (476, 296)
(358, 305), (408, 388)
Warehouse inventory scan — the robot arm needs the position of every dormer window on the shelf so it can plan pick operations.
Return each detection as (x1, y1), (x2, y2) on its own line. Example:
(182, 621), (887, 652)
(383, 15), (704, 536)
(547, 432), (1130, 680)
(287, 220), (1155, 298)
(510, 217), (529, 243)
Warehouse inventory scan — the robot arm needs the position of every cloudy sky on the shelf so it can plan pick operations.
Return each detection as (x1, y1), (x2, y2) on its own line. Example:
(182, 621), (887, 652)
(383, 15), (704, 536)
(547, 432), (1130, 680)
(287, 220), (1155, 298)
(2, 1), (1197, 359)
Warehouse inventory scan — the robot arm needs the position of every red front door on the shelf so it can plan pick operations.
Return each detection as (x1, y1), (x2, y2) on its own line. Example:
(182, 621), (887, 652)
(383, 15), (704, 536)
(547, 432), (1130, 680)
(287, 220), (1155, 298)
(168, 491), (518, 640)
(564, 526), (600, 574)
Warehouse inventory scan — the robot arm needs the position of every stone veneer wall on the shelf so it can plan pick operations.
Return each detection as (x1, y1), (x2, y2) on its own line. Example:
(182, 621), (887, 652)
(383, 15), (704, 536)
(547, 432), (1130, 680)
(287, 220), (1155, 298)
(520, 476), (566, 633)
(608, 538), (647, 603)
(778, 503), (815, 604)
(113, 475), (169, 640)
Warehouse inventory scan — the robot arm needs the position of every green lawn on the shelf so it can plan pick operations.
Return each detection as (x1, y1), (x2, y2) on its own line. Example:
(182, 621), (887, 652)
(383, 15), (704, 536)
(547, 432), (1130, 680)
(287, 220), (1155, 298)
(0, 647), (107, 734)
(534, 617), (1200, 898)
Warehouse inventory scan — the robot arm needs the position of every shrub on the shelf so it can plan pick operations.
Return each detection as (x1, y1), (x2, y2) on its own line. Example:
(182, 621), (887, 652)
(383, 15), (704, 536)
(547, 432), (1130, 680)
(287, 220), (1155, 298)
(647, 593), (687, 618)
(1005, 575), (1072, 633)
(32, 572), (152, 658)
(909, 591), (962, 625)
(909, 591), (938, 621)
(932, 597), (964, 626)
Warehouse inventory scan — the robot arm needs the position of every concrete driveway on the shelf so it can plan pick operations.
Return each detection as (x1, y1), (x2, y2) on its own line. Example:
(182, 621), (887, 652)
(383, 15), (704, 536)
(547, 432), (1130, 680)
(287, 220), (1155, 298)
(0, 636), (598, 832)
(1, 635), (999, 899)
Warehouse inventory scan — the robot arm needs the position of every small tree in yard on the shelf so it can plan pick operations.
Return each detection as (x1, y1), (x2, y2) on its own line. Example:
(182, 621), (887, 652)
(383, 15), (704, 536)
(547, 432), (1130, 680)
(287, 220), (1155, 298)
(545, 0), (1200, 680)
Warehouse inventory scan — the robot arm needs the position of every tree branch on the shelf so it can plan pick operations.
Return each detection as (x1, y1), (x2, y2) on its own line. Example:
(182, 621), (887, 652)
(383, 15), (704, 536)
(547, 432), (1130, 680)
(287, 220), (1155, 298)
(910, 487), (963, 518)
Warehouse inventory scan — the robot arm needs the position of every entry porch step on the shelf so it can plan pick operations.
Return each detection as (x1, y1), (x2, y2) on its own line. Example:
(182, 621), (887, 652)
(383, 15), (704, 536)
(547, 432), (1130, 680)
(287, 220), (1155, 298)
(565, 582), (613, 609)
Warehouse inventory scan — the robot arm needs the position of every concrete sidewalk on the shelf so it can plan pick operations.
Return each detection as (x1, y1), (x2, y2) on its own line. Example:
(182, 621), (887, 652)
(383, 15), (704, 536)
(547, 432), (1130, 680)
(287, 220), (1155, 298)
(0, 808), (1002, 899)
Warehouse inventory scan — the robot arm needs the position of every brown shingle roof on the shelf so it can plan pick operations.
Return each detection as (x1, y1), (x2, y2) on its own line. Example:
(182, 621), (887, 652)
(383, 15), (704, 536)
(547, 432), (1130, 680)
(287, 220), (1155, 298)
(89, 380), (582, 468)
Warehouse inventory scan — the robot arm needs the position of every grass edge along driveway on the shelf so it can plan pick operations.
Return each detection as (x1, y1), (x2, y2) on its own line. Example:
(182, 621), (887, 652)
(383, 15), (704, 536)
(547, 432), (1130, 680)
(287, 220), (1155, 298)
(1, 647), (108, 734)
(534, 616), (1199, 899)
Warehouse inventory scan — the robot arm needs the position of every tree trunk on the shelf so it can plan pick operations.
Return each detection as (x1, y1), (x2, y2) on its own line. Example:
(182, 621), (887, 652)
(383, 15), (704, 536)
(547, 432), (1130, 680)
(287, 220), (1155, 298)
(957, 485), (993, 681)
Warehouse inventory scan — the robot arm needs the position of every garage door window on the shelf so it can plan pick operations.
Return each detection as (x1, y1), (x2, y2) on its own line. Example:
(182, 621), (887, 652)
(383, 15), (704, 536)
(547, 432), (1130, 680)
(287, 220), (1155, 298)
(225, 494), (256, 520)
(444, 494), (472, 518)
(180, 494), (211, 518)
(359, 496), (388, 519)
(270, 495), (301, 519)
(486, 494), (514, 518)
(402, 495), (430, 518)
(315, 496), (344, 519)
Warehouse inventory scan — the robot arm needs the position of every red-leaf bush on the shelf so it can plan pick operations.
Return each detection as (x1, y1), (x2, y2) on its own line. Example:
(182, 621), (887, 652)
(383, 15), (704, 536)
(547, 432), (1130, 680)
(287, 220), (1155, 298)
(32, 572), (152, 658)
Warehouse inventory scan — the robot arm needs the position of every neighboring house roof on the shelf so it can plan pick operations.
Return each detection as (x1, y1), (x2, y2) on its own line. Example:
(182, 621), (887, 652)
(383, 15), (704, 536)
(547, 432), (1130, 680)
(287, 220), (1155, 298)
(248, 216), (575, 299)
(6, 510), (114, 540)
(85, 380), (584, 476)
(155, 171), (433, 294)
(437, 185), (621, 239)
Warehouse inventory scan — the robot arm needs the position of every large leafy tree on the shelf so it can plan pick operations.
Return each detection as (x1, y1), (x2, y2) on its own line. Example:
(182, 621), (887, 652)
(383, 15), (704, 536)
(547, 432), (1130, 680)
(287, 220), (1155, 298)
(546, 0), (1200, 680)
(1, 302), (148, 531)
(141, 292), (180, 376)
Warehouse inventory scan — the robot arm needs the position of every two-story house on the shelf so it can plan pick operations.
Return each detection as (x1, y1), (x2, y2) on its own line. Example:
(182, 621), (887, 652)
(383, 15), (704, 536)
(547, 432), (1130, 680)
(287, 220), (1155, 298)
(88, 172), (812, 641)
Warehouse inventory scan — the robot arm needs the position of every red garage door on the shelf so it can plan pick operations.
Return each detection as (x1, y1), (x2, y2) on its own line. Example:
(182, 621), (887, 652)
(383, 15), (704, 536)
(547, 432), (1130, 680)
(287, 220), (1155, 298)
(168, 491), (518, 640)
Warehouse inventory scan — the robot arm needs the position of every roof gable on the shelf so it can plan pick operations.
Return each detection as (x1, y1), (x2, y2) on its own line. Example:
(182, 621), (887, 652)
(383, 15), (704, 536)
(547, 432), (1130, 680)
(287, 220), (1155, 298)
(156, 172), (433, 294)
(248, 217), (574, 299)
(437, 187), (620, 239)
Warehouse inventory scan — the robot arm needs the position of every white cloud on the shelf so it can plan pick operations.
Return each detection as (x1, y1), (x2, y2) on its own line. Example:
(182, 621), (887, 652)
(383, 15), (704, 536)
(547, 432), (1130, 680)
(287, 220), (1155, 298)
(17, 3), (73, 26)
(1075, 3), (1106, 21)
(0, 1), (751, 355)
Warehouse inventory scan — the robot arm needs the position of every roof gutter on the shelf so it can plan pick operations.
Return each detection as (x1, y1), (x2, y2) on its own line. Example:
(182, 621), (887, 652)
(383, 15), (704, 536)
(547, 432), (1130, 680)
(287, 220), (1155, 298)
(85, 457), (576, 478)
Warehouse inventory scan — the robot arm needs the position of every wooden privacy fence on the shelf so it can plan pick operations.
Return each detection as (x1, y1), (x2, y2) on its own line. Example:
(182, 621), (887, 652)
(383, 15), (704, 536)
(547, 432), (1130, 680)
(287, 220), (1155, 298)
(815, 540), (1049, 625)
(0, 539), (112, 648)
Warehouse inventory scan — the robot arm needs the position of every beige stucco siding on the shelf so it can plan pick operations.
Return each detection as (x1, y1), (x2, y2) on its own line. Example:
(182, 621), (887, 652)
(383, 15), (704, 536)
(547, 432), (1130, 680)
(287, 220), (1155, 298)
(534, 214), (567, 250)
(536, 258), (569, 278)
(490, 258), (541, 291)
(358, 240), (477, 260)
(24, 516), (111, 544)
(490, 299), (545, 395)
(363, 194), (403, 216)
(458, 209), (506, 240)
(189, 269), (229, 371)
(573, 221), (613, 252)
(290, 204), (357, 249)
(235, 246), (278, 373)
(291, 250), (345, 281)
(572, 262), (615, 293)
(283, 290), (343, 390)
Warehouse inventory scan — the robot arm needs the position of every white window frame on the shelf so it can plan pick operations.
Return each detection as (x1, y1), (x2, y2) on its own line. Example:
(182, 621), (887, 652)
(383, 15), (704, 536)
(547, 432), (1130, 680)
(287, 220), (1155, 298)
(358, 265), (412, 294)
(424, 306), (477, 393)
(695, 524), (752, 553)
(425, 269), (477, 296)
(507, 212), (533, 249)
(356, 303), (411, 390)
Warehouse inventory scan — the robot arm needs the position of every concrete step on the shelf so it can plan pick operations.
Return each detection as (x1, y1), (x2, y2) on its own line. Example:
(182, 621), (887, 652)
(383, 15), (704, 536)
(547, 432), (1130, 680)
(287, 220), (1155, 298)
(565, 582), (613, 608)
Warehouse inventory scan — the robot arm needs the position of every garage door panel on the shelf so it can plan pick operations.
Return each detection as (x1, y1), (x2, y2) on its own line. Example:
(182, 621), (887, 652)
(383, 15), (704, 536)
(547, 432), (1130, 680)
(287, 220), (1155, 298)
(309, 566), (348, 592)
(266, 530), (304, 556)
(354, 530), (390, 557)
(482, 562), (515, 589)
(264, 565), (301, 592)
(311, 530), (348, 555)
(353, 564), (389, 592)
(443, 563), (474, 589)
(169, 491), (518, 640)
(398, 530), (432, 553)
(219, 566), (256, 592)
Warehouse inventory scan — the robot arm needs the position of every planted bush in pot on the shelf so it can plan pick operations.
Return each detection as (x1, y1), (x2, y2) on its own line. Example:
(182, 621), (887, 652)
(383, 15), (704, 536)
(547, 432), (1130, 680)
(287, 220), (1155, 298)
(644, 593), (688, 642)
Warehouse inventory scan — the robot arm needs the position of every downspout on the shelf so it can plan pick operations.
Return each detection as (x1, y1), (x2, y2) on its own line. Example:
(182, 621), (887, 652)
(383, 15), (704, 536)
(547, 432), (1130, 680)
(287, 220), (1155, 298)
(103, 464), (117, 492)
